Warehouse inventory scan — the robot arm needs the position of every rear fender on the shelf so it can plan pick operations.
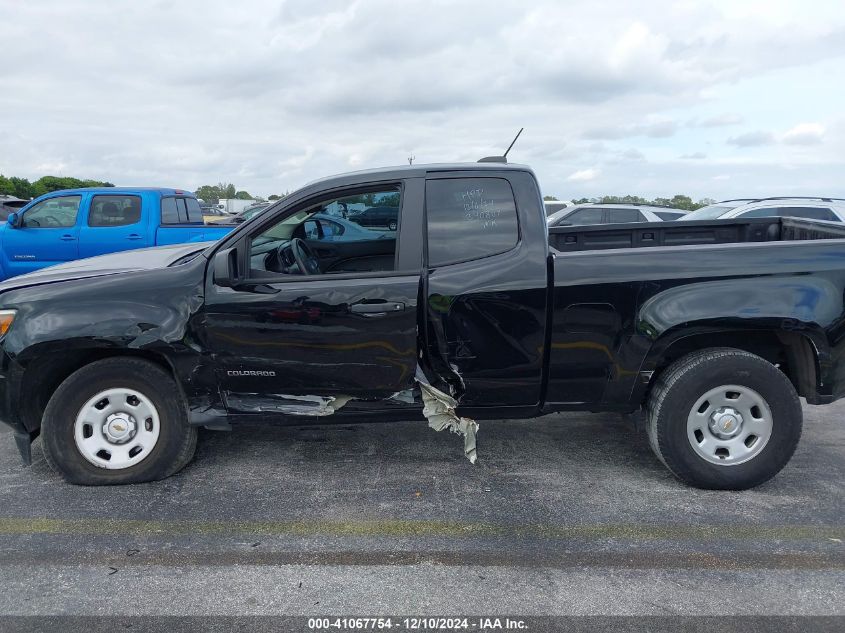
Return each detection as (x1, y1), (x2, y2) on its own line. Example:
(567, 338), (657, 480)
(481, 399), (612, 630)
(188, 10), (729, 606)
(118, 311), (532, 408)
(631, 274), (836, 402)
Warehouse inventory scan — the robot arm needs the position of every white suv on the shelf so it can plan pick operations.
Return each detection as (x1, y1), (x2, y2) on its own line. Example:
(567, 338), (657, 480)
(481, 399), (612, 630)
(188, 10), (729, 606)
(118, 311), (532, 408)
(547, 203), (687, 226)
(681, 197), (845, 222)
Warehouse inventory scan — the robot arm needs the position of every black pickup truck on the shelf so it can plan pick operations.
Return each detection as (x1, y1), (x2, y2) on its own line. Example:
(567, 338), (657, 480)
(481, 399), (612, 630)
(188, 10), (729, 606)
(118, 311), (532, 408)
(1, 162), (844, 489)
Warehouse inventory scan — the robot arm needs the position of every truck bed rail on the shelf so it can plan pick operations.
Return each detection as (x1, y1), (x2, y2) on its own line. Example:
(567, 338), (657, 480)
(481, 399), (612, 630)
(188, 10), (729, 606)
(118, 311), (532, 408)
(548, 217), (845, 253)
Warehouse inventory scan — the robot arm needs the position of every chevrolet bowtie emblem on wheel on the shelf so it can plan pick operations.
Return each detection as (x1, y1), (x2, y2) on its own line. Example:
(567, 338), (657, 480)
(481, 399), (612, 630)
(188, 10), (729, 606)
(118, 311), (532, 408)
(112, 423), (125, 432)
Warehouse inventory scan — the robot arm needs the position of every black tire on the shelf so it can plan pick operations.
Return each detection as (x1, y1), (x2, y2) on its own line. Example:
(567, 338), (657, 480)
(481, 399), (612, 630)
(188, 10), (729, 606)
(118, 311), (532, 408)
(646, 348), (802, 490)
(388, 220), (397, 231)
(41, 358), (197, 485)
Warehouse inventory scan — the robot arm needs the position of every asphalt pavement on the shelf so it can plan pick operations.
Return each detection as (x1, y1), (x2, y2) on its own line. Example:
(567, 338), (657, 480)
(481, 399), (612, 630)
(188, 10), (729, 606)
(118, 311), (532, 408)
(0, 401), (842, 620)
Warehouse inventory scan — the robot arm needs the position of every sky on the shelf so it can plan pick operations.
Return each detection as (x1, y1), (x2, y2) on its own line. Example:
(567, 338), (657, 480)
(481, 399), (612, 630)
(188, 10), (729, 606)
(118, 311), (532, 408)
(1, 0), (844, 201)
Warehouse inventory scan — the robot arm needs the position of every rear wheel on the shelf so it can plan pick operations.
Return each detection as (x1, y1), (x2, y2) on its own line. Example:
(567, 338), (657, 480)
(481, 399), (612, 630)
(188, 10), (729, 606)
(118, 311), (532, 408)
(41, 358), (197, 485)
(388, 219), (398, 231)
(646, 348), (802, 490)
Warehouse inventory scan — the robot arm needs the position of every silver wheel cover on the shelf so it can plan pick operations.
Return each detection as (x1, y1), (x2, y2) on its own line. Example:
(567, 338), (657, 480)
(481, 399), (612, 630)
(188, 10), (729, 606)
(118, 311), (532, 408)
(73, 388), (161, 469)
(687, 384), (773, 466)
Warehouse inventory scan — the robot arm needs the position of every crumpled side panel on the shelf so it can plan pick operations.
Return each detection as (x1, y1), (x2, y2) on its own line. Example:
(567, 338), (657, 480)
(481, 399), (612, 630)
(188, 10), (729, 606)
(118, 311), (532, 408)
(225, 393), (353, 416)
(415, 367), (479, 464)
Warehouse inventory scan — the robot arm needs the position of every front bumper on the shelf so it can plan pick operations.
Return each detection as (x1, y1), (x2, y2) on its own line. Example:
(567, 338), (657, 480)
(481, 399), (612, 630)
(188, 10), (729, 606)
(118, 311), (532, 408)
(0, 349), (34, 464)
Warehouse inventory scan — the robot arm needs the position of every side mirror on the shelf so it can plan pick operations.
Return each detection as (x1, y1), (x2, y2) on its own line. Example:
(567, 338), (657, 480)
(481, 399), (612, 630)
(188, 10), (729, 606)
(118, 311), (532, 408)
(7, 212), (19, 228)
(213, 247), (239, 288)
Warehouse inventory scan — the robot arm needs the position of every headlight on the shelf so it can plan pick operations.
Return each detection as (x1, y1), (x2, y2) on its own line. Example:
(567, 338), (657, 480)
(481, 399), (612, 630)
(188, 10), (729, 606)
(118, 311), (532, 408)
(0, 310), (16, 338)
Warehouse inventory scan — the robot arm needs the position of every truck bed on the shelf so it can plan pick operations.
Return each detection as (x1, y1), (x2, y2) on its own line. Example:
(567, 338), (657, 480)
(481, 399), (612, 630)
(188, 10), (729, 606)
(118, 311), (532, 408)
(544, 216), (845, 409)
(548, 217), (845, 253)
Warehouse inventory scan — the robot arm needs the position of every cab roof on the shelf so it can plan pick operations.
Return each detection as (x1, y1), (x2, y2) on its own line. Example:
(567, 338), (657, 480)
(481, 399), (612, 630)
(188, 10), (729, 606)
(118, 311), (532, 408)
(300, 162), (533, 195)
(37, 187), (195, 196)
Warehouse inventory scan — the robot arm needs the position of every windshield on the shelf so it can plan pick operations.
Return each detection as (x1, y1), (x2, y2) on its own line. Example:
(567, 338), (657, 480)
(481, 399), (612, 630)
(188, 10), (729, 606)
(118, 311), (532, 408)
(681, 203), (746, 221)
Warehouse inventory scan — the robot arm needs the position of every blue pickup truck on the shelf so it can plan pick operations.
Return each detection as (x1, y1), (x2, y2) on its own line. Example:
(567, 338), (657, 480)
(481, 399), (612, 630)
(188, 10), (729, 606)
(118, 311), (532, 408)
(0, 187), (234, 280)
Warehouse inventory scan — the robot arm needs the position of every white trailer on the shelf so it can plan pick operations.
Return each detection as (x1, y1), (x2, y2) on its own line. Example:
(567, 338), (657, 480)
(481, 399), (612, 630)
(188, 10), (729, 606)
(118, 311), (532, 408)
(216, 199), (257, 215)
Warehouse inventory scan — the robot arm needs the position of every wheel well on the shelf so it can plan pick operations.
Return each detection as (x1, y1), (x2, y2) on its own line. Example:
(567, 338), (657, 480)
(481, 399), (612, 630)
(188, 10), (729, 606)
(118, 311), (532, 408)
(647, 330), (818, 403)
(19, 349), (176, 434)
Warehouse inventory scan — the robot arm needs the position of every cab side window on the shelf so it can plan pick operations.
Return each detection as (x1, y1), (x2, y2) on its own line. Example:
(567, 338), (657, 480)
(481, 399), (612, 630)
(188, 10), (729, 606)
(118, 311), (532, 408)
(248, 187), (400, 277)
(562, 208), (603, 225)
(426, 178), (519, 266)
(605, 208), (646, 223)
(88, 195), (142, 227)
(22, 195), (82, 228)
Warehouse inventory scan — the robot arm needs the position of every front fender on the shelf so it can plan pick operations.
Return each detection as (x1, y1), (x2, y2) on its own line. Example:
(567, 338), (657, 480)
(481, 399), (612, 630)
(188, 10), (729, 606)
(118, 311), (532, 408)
(0, 257), (212, 412)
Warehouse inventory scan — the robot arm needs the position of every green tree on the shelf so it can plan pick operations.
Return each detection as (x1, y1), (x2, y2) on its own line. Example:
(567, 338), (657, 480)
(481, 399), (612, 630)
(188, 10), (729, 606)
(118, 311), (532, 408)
(669, 195), (695, 211)
(567, 194), (712, 210)
(374, 192), (400, 207)
(195, 185), (221, 204)
(0, 174), (112, 200)
(218, 183), (236, 199)
(235, 190), (253, 200)
(543, 195), (559, 201)
(9, 177), (33, 199)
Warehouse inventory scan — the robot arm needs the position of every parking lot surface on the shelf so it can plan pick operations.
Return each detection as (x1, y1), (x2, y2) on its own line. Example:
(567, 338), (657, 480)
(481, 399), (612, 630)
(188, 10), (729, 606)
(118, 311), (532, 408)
(0, 401), (842, 617)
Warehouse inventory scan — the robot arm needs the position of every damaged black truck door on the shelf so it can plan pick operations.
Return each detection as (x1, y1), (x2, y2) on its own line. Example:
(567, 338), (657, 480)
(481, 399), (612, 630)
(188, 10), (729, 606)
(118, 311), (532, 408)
(420, 172), (550, 414)
(201, 178), (425, 417)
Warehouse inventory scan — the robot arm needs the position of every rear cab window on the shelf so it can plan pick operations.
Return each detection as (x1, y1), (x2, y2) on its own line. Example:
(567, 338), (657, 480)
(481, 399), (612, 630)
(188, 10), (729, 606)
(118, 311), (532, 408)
(425, 177), (519, 266)
(161, 195), (204, 225)
(186, 198), (203, 223)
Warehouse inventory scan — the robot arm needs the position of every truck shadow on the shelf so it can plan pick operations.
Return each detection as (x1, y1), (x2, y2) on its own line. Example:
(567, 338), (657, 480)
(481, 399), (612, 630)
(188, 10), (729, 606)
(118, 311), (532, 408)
(193, 412), (668, 480)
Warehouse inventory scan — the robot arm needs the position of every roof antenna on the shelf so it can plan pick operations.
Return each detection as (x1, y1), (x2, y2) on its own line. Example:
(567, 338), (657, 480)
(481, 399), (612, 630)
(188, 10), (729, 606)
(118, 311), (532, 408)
(478, 128), (523, 164)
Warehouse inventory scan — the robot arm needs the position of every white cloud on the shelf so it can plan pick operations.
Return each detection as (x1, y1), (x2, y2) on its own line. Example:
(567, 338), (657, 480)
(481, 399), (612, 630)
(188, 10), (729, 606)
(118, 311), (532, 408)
(727, 131), (776, 147)
(583, 120), (678, 140)
(781, 123), (825, 145)
(0, 0), (842, 201)
(695, 113), (744, 128)
(567, 168), (601, 182)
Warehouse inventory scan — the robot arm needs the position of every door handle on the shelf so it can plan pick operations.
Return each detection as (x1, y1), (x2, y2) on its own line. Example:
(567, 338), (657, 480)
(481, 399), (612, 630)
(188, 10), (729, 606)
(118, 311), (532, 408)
(127, 234), (143, 240)
(350, 302), (405, 314)
(60, 234), (76, 241)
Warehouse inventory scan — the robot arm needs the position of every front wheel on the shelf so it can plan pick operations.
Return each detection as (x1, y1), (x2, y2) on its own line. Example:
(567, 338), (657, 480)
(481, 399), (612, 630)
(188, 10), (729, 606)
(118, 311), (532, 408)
(41, 358), (197, 485)
(387, 219), (397, 231)
(646, 348), (802, 490)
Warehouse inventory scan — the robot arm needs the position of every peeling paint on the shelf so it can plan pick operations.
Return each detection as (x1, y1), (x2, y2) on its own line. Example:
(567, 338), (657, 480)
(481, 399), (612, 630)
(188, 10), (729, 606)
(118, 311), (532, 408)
(415, 367), (479, 464)
(225, 393), (353, 416)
